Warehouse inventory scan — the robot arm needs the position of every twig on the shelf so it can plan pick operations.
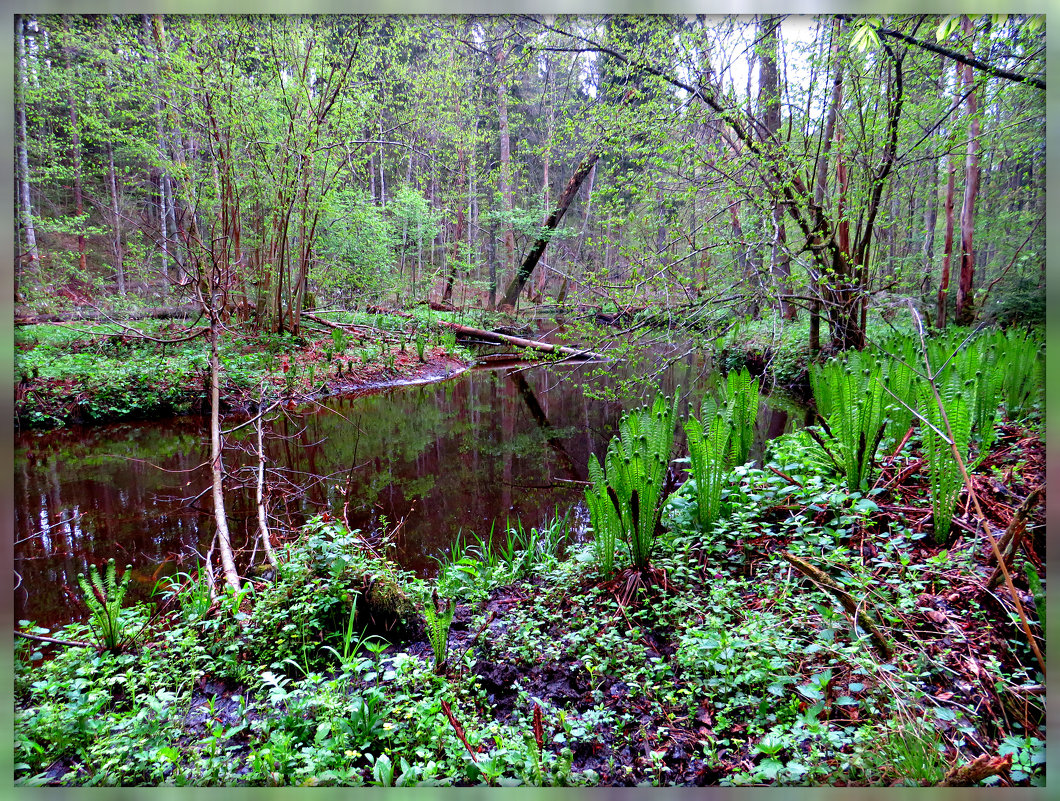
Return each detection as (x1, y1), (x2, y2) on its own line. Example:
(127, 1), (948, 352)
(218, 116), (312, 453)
(16, 630), (93, 648)
(767, 465), (804, 489)
(780, 551), (894, 659)
(987, 484), (1044, 589)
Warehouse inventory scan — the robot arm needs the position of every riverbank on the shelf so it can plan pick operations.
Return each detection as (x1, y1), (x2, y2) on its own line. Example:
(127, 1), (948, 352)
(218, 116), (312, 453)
(14, 390), (1046, 786)
(14, 316), (475, 430)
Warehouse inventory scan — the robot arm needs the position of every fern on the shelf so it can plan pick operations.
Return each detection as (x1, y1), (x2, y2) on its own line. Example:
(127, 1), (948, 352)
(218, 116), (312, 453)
(918, 379), (971, 543)
(584, 392), (677, 572)
(683, 397), (732, 531)
(998, 329), (1044, 421)
(718, 368), (760, 466)
(76, 558), (133, 652)
(808, 361), (887, 492)
(880, 356), (919, 443)
(422, 587), (455, 674)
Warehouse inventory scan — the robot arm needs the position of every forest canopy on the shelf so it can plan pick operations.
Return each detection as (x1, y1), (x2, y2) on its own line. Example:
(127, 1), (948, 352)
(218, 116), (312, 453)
(15, 14), (1046, 346)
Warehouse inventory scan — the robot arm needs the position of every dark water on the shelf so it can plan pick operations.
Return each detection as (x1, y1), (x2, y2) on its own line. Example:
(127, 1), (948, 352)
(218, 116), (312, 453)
(15, 346), (806, 629)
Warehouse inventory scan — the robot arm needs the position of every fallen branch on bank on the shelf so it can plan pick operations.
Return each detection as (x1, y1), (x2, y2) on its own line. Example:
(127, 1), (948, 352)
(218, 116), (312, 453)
(938, 753), (1013, 786)
(16, 630), (93, 649)
(15, 304), (202, 326)
(352, 306), (608, 361)
(780, 551), (895, 659)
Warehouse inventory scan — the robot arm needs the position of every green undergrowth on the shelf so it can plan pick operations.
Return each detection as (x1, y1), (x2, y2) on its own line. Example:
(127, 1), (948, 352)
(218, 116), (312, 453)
(13, 326), (1046, 787)
(15, 389), (1045, 785)
(14, 319), (471, 430)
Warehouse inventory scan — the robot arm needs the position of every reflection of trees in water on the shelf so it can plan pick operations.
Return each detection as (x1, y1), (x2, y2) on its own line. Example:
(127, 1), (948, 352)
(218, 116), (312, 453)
(15, 357), (806, 627)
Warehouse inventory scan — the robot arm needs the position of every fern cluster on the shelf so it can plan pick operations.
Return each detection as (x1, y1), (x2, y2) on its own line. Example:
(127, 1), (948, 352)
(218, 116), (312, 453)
(422, 587), (455, 674)
(717, 368), (760, 466)
(76, 558), (134, 652)
(585, 392), (678, 572)
(808, 359), (888, 493)
(918, 379), (971, 543)
(683, 368), (760, 531)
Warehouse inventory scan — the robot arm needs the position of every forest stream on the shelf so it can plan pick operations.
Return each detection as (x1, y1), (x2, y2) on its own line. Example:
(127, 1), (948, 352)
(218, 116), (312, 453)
(15, 340), (806, 630)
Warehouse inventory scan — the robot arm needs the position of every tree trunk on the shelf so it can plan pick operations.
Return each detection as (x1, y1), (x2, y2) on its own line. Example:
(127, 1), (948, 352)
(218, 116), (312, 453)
(954, 15), (981, 327)
(499, 150), (601, 308)
(729, 204), (759, 318)
(808, 19), (844, 351)
(107, 144), (126, 296)
(495, 43), (517, 278)
(487, 217), (498, 309)
(921, 57), (945, 297)
(256, 391), (277, 570)
(757, 15), (794, 319)
(62, 16), (87, 274)
(209, 318), (241, 593)
(15, 15), (38, 283)
(443, 148), (467, 304)
(937, 72), (959, 328)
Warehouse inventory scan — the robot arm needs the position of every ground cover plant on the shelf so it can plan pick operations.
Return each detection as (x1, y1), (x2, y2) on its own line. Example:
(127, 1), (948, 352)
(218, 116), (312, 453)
(14, 317), (475, 430)
(14, 328), (1045, 787)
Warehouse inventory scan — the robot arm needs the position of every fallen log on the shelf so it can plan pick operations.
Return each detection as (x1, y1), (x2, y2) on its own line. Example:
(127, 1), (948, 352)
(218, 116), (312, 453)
(355, 306), (608, 361)
(15, 304), (201, 326)
(442, 321), (607, 361)
(938, 753), (1012, 786)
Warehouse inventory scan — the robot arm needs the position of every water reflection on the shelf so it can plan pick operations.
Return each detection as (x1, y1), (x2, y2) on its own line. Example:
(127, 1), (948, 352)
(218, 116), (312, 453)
(15, 350), (805, 628)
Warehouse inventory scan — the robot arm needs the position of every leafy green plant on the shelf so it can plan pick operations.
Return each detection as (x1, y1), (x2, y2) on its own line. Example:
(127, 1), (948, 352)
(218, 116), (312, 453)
(996, 328), (1044, 421)
(414, 332), (427, 362)
(997, 734), (1046, 785)
(159, 569), (213, 625)
(330, 327), (348, 353)
(1025, 564), (1045, 632)
(861, 718), (949, 786)
(438, 329), (458, 353)
(918, 378), (971, 543)
(585, 392), (678, 572)
(718, 368), (760, 466)
(423, 588), (456, 674)
(682, 399), (732, 531)
(808, 359), (887, 492)
(879, 355), (919, 442)
(76, 559), (138, 652)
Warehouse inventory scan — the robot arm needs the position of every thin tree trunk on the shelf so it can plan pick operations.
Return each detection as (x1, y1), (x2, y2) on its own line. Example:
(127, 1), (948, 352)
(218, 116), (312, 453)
(210, 320), (241, 593)
(758, 14), (793, 319)
(500, 150), (601, 308)
(729, 204), (759, 318)
(808, 19), (844, 352)
(955, 15), (981, 326)
(107, 144), (126, 296)
(378, 122), (386, 208)
(921, 57), (945, 297)
(256, 391), (277, 569)
(443, 148), (467, 304)
(937, 69), (959, 329)
(495, 43), (516, 278)
(62, 16), (87, 274)
(487, 218), (498, 308)
(15, 15), (38, 283)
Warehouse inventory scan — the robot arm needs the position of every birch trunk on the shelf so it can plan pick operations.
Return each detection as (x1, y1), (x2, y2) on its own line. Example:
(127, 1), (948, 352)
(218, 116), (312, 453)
(210, 319), (242, 593)
(16, 15), (38, 280)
